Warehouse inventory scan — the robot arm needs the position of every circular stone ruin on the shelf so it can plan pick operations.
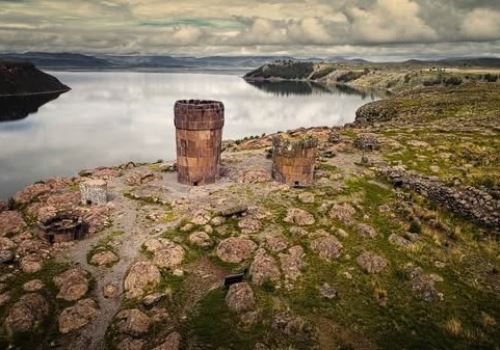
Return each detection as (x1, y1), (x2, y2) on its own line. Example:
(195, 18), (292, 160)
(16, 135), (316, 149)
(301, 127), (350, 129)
(272, 134), (318, 187)
(38, 214), (87, 244)
(174, 100), (225, 186)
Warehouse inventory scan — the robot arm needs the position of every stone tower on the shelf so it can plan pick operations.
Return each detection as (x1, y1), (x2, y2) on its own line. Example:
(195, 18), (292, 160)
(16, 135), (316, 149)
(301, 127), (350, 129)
(272, 134), (318, 187)
(174, 100), (225, 186)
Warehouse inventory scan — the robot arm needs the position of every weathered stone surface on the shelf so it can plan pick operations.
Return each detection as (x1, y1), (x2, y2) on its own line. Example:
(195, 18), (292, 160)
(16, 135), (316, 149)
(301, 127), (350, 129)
(318, 283), (337, 299)
(0, 211), (26, 237)
(298, 192), (315, 204)
(17, 239), (50, 256)
(46, 192), (81, 209)
(216, 202), (248, 217)
(5, 293), (49, 336)
(354, 133), (380, 151)
(82, 167), (121, 179)
(143, 238), (172, 253)
(26, 203), (57, 222)
(188, 231), (212, 248)
(115, 309), (151, 336)
(357, 251), (388, 274)
(124, 261), (160, 299)
(190, 210), (211, 225)
(263, 233), (288, 253)
(90, 250), (119, 266)
(117, 338), (145, 350)
(356, 223), (378, 238)
(58, 298), (98, 334)
(153, 245), (185, 269)
(0, 200), (8, 213)
(225, 282), (256, 313)
(249, 248), (281, 286)
(237, 169), (271, 184)
(408, 267), (444, 302)
(53, 268), (90, 301)
(13, 183), (50, 206)
(272, 312), (317, 344)
(20, 253), (44, 273)
(284, 208), (315, 226)
(151, 332), (181, 350)
(310, 236), (343, 260)
(23, 279), (44, 292)
(328, 203), (356, 224)
(388, 233), (413, 248)
(77, 205), (112, 234)
(238, 217), (262, 233)
(0, 237), (15, 251)
(103, 283), (119, 299)
(216, 237), (257, 263)
(0, 249), (14, 264)
(289, 226), (308, 237)
(279, 245), (306, 283)
(0, 292), (11, 307)
(142, 292), (166, 308)
(80, 179), (107, 205)
(143, 238), (185, 268)
(125, 170), (156, 186)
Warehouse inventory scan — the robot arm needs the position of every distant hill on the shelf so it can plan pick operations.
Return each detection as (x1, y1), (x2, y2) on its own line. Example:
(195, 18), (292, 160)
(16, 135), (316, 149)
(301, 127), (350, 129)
(404, 57), (500, 68)
(0, 61), (70, 96)
(0, 52), (370, 71)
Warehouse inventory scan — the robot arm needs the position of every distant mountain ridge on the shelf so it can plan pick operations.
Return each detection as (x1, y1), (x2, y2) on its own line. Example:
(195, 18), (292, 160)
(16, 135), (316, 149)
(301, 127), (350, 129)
(0, 52), (372, 71)
(0, 52), (499, 71)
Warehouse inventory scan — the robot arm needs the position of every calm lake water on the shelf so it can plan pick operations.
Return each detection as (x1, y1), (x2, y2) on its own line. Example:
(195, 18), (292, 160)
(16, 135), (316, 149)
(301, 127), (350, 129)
(0, 71), (378, 199)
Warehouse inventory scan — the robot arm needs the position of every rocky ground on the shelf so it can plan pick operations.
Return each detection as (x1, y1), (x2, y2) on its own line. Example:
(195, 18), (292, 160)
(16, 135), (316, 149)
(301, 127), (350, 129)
(0, 82), (499, 350)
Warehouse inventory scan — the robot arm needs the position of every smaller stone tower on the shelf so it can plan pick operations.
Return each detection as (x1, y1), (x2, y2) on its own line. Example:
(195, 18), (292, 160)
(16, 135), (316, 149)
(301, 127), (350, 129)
(79, 179), (107, 205)
(272, 134), (318, 187)
(174, 100), (225, 186)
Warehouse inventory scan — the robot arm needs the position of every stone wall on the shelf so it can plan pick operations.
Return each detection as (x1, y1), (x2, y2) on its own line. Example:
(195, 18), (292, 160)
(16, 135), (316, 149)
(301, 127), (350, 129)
(379, 167), (500, 234)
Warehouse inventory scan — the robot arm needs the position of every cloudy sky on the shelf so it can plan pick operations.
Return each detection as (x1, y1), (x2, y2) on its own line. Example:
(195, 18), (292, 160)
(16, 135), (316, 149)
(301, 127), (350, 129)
(1, 0), (499, 59)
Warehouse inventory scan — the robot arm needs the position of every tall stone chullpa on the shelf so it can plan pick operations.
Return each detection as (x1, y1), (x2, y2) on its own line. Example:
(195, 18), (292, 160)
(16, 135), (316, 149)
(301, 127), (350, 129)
(174, 100), (225, 186)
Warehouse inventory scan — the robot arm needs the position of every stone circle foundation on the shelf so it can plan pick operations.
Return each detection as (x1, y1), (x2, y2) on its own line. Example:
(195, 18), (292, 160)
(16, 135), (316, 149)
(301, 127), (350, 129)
(38, 214), (87, 244)
(80, 179), (107, 205)
(174, 100), (224, 186)
(272, 135), (318, 187)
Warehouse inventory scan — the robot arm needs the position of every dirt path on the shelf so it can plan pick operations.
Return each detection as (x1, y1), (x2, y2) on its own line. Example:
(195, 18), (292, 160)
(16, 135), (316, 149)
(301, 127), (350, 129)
(58, 177), (150, 350)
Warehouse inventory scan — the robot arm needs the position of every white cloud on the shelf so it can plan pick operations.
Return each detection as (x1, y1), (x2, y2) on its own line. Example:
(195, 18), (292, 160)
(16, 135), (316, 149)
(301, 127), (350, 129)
(345, 0), (437, 43)
(461, 8), (500, 40)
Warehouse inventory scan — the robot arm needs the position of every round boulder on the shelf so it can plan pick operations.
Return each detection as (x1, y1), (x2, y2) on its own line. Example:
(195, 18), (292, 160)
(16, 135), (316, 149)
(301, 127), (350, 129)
(53, 268), (90, 301)
(5, 293), (49, 336)
(225, 282), (256, 313)
(357, 251), (388, 274)
(58, 298), (99, 334)
(216, 237), (257, 263)
(124, 261), (161, 299)
(310, 235), (343, 260)
(284, 208), (315, 226)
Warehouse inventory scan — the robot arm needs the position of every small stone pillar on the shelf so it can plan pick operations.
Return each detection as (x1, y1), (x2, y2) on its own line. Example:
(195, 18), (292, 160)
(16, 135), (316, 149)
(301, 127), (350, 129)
(174, 100), (225, 186)
(80, 179), (107, 205)
(272, 135), (318, 187)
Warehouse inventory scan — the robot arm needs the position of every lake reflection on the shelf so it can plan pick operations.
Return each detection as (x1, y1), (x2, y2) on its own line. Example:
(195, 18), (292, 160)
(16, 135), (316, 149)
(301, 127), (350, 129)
(0, 71), (378, 199)
(0, 92), (65, 122)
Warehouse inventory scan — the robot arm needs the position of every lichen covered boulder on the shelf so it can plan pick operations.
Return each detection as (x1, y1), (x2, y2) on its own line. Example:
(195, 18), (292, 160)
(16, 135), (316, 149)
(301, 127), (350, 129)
(216, 237), (257, 263)
(124, 261), (161, 299)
